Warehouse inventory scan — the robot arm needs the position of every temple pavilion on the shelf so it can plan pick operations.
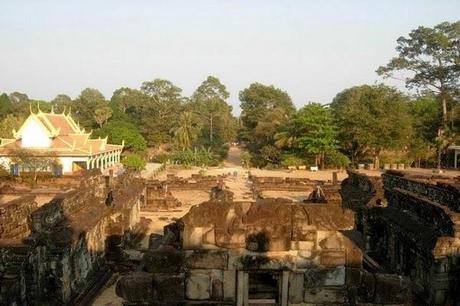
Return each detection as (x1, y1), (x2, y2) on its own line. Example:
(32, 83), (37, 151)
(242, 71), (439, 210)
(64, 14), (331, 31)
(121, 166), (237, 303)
(0, 108), (123, 174)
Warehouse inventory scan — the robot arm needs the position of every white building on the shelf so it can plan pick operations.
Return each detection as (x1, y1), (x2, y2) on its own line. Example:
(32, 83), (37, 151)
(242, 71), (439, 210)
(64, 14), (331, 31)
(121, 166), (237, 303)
(0, 109), (123, 174)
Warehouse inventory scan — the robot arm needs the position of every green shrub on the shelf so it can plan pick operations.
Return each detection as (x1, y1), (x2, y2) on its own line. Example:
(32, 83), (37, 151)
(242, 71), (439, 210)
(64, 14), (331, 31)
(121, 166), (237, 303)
(122, 154), (146, 171)
(240, 150), (251, 168)
(325, 150), (350, 168)
(281, 154), (304, 168)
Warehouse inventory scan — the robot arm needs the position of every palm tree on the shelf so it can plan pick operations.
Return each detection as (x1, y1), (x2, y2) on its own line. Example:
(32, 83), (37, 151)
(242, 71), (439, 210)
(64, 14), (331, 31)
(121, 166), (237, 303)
(171, 112), (198, 150)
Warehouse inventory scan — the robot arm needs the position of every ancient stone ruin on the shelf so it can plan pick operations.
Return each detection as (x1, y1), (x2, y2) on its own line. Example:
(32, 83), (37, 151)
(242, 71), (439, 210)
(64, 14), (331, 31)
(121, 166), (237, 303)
(117, 197), (412, 305)
(0, 170), (146, 305)
(1, 168), (459, 305)
(342, 169), (460, 305)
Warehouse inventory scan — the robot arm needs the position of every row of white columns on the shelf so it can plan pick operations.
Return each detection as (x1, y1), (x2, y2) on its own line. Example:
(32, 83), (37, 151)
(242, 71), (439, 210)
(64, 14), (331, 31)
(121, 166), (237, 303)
(86, 150), (122, 171)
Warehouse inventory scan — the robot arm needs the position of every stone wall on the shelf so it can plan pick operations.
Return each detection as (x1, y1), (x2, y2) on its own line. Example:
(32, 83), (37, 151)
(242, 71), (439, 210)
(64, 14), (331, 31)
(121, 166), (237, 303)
(117, 198), (412, 305)
(344, 170), (460, 305)
(0, 170), (145, 305)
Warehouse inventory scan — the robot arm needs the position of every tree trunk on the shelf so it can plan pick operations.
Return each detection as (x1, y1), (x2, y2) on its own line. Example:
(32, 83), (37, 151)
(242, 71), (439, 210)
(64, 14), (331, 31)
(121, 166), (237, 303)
(320, 151), (325, 169)
(441, 95), (448, 126)
(374, 152), (380, 170)
(210, 115), (213, 142)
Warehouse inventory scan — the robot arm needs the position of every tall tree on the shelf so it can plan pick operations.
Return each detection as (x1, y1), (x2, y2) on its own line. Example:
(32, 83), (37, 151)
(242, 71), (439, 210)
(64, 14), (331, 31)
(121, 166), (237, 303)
(94, 106), (113, 128)
(239, 83), (295, 132)
(139, 79), (183, 146)
(0, 93), (12, 118)
(377, 21), (460, 167)
(0, 114), (23, 138)
(276, 103), (337, 168)
(110, 87), (144, 114)
(171, 111), (199, 150)
(73, 88), (107, 129)
(191, 76), (233, 143)
(51, 94), (72, 113)
(8, 92), (29, 103)
(331, 85), (413, 168)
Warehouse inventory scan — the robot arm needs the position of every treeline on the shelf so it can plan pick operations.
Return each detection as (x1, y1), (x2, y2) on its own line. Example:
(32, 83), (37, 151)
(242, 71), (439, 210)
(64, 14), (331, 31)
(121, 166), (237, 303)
(240, 21), (460, 169)
(0, 21), (458, 170)
(0, 76), (238, 169)
(239, 83), (458, 169)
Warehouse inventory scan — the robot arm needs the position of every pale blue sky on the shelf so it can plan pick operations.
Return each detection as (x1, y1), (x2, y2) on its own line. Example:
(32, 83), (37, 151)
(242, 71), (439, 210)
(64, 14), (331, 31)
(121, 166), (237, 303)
(0, 1), (459, 114)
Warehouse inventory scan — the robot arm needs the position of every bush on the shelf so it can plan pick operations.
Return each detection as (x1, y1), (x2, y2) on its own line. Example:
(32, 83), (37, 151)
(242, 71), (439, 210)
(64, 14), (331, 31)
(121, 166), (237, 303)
(163, 147), (220, 167)
(240, 150), (251, 168)
(281, 154), (304, 168)
(216, 143), (230, 160)
(122, 154), (146, 171)
(325, 150), (350, 168)
(151, 153), (171, 164)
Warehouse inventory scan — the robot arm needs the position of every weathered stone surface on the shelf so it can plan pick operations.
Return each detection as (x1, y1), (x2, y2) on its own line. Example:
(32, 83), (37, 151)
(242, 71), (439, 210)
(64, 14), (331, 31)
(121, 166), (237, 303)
(304, 287), (346, 303)
(0, 171), (145, 305)
(143, 246), (184, 273)
(323, 266), (345, 286)
(374, 273), (411, 304)
(223, 270), (236, 300)
(210, 269), (224, 300)
(153, 273), (185, 301)
(288, 272), (304, 304)
(185, 249), (228, 269)
(186, 272), (211, 300)
(116, 272), (153, 303)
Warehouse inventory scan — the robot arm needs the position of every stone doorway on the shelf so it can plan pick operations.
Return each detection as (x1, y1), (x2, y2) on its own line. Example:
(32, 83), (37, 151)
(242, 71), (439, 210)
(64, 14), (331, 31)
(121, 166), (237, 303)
(248, 271), (280, 305)
(237, 270), (288, 306)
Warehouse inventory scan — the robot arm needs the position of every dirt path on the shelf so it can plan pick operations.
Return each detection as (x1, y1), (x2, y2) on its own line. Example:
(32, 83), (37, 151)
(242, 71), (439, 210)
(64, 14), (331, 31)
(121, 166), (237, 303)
(224, 146), (243, 168)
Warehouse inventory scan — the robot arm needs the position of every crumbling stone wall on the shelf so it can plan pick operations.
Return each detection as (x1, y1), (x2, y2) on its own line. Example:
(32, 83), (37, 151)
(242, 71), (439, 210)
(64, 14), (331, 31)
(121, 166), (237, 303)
(340, 170), (385, 210)
(0, 171), (145, 305)
(117, 199), (411, 305)
(344, 170), (460, 306)
(0, 195), (36, 240)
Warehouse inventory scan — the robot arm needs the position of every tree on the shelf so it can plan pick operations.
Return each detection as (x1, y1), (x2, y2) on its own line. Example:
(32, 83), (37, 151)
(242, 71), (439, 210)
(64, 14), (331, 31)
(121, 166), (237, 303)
(276, 103), (338, 168)
(51, 94), (72, 113)
(73, 88), (107, 129)
(191, 76), (233, 143)
(139, 79), (183, 146)
(171, 112), (199, 150)
(94, 106), (113, 128)
(0, 114), (23, 138)
(111, 87), (144, 114)
(0, 93), (12, 118)
(239, 83), (295, 132)
(10, 149), (59, 185)
(122, 154), (146, 171)
(330, 85), (413, 168)
(239, 83), (295, 164)
(96, 120), (146, 152)
(377, 21), (460, 168)
(8, 92), (29, 103)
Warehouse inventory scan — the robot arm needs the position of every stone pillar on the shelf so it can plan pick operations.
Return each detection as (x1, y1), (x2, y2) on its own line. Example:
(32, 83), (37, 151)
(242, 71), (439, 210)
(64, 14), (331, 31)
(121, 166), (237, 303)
(236, 271), (248, 306)
(280, 271), (289, 306)
(332, 171), (338, 185)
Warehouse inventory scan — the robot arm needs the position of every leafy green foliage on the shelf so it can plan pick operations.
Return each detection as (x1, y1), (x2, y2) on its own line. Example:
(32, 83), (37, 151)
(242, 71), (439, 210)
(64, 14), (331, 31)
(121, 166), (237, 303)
(324, 150), (351, 168)
(239, 83), (295, 131)
(95, 120), (146, 152)
(0, 114), (23, 138)
(158, 147), (219, 167)
(281, 154), (304, 168)
(330, 85), (413, 166)
(121, 154), (146, 171)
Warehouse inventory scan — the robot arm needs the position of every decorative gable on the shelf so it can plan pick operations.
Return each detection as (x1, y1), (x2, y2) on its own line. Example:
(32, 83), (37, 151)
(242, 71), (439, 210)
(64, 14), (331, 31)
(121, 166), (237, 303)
(20, 117), (52, 148)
